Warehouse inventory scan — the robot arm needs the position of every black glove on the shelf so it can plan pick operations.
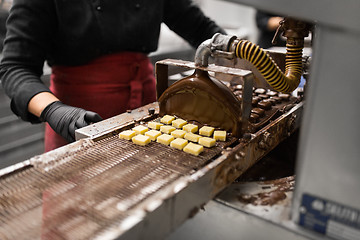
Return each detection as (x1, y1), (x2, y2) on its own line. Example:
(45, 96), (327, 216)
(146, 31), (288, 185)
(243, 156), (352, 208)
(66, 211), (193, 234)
(40, 101), (103, 142)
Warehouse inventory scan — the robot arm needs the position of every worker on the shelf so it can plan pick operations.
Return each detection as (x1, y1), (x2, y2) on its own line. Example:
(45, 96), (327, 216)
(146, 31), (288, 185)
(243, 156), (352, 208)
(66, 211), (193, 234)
(255, 10), (285, 49)
(0, 0), (9, 51)
(0, 0), (225, 152)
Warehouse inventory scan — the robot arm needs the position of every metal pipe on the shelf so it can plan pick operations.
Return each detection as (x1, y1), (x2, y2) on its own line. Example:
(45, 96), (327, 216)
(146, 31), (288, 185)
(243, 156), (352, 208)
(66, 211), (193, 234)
(195, 33), (236, 67)
(232, 39), (302, 93)
(194, 18), (311, 93)
(194, 39), (212, 67)
(231, 18), (311, 93)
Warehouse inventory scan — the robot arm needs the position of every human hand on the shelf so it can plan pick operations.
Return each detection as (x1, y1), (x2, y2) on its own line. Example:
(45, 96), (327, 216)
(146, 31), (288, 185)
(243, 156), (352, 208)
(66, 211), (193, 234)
(40, 101), (102, 142)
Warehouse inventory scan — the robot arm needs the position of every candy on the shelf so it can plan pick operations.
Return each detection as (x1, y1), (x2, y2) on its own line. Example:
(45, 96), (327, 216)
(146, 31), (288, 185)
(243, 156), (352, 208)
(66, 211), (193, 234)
(213, 130), (227, 141)
(132, 125), (148, 135)
(183, 123), (198, 133)
(199, 137), (216, 147)
(172, 118), (187, 128)
(199, 126), (214, 137)
(157, 134), (175, 145)
(160, 115), (175, 124)
(170, 138), (188, 150)
(132, 134), (151, 146)
(183, 142), (204, 156)
(145, 130), (162, 141)
(119, 130), (136, 140)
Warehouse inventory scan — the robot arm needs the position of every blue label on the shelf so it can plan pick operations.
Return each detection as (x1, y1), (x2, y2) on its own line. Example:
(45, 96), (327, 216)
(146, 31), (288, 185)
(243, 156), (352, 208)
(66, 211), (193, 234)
(299, 193), (360, 239)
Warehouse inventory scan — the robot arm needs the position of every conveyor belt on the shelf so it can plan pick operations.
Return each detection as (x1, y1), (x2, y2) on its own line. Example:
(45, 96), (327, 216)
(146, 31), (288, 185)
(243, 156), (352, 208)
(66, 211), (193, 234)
(0, 134), (232, 240)
(0, 74), (302, 239)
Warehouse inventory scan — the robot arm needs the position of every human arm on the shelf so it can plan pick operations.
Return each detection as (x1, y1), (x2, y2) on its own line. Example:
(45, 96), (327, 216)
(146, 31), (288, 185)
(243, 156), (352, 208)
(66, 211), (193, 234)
(163, 0), (226, 49)
(0, 0), (102, 141)
(0, 0), (56, 122)
(28, 92), (59, 118)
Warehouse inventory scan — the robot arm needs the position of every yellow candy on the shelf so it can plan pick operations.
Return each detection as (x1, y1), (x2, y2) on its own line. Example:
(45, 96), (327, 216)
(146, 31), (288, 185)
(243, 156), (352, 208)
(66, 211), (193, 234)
(213, 130), (227, 141)
(199, 126), (215, 137)
(119, 130), (136, 140)
(157, 134), (175, 145)
(171, 129), (187, 138)
(172, 118), (187, 129)
(184, 132), (201, 143)
(133, 125), (148, 135)
(148, 121), (163, 130)
(132, 134), (151, 146)
(145, 130), (162, 141)
(183, 123), (198, 133)
(199, 137), (216, 148)
(160, 125), (176, 134)
(170, 138), (188, 150)
(183, 142), (204, 156)
(160, 115), (175, 124)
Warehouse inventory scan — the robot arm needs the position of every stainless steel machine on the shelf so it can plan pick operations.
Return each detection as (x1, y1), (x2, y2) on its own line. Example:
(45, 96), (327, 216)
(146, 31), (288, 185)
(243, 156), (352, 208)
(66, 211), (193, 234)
(169, 1), (360, 239)
(0, 50), (306, 240)
(0, 1), (359, 240)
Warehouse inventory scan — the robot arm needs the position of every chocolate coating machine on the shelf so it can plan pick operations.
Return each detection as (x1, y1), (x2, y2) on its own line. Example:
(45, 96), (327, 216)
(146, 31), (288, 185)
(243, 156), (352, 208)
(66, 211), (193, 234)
(0, 44), (307, 239)
(2, 0), (359, 238)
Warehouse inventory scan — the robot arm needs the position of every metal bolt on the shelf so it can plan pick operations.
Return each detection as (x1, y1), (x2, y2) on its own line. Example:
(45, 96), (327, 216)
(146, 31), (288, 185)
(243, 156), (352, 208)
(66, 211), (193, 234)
(148, 108), (155, 115)
(235, 151), (245, 160)
(287, 114), (297, 135)
(263, 131), (270, 141)
(258, 131), (271, 150)
(243, 133), (252, 140)
(259, 141), (267, 150)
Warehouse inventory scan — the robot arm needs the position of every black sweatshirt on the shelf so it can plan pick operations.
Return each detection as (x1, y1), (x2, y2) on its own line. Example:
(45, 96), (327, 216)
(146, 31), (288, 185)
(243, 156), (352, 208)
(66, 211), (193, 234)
(0, 0), (225, 123)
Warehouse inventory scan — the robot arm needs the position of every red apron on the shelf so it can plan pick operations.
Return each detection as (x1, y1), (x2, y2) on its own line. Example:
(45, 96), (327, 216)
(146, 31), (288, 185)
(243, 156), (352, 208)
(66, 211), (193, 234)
(45, 52), (156, 152)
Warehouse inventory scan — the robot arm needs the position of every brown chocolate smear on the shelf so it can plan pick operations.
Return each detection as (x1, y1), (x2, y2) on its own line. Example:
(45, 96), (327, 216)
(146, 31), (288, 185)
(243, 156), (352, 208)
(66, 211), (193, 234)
(237, 176), (294, 206)
(237, 130), (299, 182)
(158, 70), (242, 137)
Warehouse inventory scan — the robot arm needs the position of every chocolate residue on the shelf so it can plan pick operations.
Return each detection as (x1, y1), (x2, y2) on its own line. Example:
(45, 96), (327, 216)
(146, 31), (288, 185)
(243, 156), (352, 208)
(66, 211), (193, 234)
(235, 130), (299, 206)
(237, 176), (295, 206)
(236, 130), (299, 182)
